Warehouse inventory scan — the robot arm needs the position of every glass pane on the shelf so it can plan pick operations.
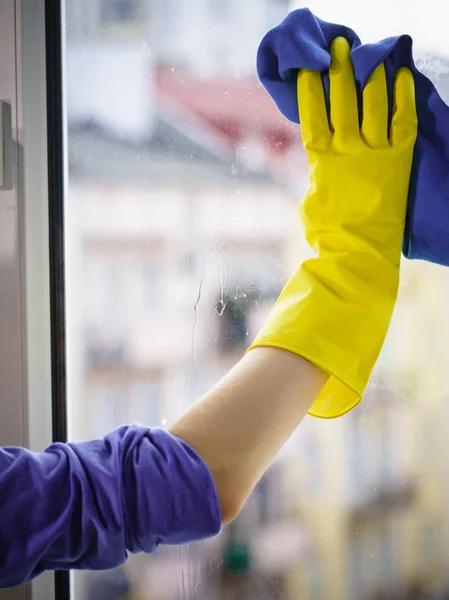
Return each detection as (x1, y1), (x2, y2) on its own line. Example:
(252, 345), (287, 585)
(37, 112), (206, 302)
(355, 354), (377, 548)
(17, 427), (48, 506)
(64, 1), (449, 598)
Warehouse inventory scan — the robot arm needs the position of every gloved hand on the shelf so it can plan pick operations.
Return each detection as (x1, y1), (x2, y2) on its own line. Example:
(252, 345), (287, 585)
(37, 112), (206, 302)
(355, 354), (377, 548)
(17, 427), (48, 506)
(248, 37), (417, 418)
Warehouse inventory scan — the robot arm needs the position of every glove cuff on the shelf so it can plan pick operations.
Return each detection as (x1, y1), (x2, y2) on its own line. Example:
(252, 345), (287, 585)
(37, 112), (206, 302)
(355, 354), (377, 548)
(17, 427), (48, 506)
(247, 253), (399, 418)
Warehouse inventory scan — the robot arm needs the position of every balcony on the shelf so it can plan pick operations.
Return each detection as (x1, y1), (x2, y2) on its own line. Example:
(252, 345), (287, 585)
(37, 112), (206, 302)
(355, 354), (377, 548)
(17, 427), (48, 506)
(348, 479), (417, 530)
(85, 340), (128, 371)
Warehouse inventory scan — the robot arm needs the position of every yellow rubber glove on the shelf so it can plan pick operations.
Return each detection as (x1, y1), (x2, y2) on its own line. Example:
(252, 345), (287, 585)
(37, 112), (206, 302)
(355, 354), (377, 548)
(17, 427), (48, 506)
(248, 37), (417, 418)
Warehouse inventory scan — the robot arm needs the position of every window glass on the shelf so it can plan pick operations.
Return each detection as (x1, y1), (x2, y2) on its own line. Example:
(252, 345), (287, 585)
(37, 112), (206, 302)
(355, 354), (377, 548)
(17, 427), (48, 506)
(64, 1), (449, 598)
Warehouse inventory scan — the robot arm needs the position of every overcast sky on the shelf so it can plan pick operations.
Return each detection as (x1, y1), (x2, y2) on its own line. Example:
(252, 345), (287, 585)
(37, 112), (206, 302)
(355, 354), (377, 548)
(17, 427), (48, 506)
(290, 0), (449, 55)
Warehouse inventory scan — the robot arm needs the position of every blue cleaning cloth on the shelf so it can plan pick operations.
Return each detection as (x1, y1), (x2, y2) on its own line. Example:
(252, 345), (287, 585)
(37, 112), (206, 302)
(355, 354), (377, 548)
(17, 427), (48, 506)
(257, 8), (449, 267)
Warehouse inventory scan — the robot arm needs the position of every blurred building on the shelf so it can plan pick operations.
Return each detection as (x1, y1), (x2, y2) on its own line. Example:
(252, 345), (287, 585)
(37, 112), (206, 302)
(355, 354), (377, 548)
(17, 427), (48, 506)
(66, 84), (304, 433)
(66, 0), (290, 75)
(65, 15), (306, 599)
(65, 2), (308, 598)
(272, 257), (449, 600)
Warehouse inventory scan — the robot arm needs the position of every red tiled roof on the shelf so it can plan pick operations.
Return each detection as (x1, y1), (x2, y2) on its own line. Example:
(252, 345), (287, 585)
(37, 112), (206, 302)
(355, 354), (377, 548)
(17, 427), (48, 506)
(155, 69), (301, 151)
(154, 69), (307, 180)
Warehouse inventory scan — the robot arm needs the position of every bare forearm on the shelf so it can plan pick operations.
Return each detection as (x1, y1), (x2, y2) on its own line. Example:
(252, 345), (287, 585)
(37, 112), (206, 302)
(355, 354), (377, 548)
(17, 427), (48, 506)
(170, 348), (327, 522)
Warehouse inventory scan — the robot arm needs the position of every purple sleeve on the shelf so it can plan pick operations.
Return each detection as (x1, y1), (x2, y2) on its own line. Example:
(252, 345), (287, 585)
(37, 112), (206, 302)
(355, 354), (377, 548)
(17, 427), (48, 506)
(0, 425), (221, 588)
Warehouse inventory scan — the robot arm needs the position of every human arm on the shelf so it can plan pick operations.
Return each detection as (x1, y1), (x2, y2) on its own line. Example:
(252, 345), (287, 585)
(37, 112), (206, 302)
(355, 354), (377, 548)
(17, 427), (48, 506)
(0, 38), (417, 588)
(171, 348), (326, 522)
(171, 37), (417, 522)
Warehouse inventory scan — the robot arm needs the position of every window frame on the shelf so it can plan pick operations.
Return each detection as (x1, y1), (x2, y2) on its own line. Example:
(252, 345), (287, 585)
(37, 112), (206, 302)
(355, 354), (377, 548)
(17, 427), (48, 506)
(0, 0), (69, 598)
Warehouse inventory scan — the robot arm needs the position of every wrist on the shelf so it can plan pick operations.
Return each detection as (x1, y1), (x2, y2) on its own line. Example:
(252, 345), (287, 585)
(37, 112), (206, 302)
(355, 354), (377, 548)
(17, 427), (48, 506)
(249, 250), (400, 418)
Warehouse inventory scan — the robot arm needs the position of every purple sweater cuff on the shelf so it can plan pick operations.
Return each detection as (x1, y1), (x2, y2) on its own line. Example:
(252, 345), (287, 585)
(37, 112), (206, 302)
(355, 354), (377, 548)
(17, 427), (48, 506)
(0, 425), (222, 588)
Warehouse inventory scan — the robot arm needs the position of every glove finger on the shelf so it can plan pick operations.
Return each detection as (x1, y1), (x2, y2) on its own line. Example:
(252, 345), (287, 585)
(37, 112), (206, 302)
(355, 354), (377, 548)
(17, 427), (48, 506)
(297, 69), (331, 149)
(361, 63), (389, 148)
(329, 37), (359, 139)
(390, 67), (418, 148)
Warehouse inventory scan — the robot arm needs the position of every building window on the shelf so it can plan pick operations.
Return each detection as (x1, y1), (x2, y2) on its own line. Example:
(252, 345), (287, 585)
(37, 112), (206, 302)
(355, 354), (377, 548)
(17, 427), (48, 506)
(307, 553), (323, 600)
(348, 422), (366, 501)
(216, 291), (251, 351)
(142, 259), (160, 310)
(94, 381), (160, 437)
(420, 521), (441, 567)
(131, 381), (160, 427)
(181, 251), (196, 276)
(379, 417), (397, 486)
(94, 385), (129, 438)
(305, 431), (322, 495)
(379, 524), (396, 589)
(101, 259), (126, 333)
(348, 537), (365, 600)
(209, 0), (231, 20)
(101, 0), (142, 23)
